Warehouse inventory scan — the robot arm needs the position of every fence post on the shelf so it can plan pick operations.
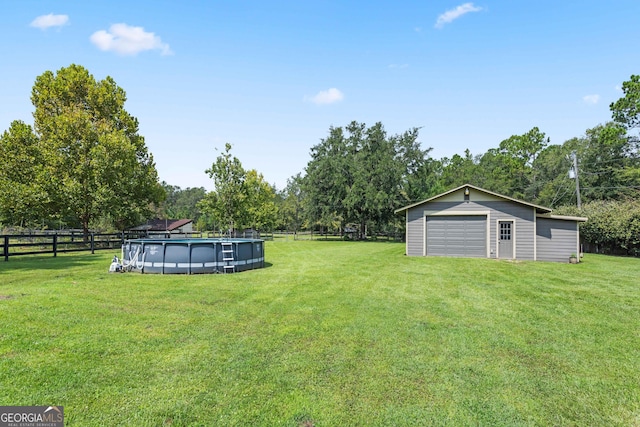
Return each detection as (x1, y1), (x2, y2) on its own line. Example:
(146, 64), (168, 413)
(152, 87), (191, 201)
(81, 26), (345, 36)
(53, 234), (58, 258)
(3, 236), (8, 262)
(91, 233), (95, 254)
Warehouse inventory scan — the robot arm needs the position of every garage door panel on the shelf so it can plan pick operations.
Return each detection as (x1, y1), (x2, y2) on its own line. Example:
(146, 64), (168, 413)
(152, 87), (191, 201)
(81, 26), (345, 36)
(446, 238), (466, 247)
(426, 215), (487, 258)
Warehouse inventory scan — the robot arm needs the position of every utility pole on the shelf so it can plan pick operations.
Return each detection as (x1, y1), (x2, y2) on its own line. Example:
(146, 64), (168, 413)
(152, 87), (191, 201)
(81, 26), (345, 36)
(573, 152), (581, 209)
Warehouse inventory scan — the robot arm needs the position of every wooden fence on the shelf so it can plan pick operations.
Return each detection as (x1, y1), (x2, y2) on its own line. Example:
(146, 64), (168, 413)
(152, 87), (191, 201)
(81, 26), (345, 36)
(0, 230), (260, 261)
(1, 229), (401, 262)
(1, 232), (136, 261)
(271, 230), (404, 241)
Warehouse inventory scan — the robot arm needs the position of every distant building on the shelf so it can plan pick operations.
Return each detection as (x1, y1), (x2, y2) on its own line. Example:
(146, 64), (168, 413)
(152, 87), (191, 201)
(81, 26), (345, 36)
(130, 219), (194, 237)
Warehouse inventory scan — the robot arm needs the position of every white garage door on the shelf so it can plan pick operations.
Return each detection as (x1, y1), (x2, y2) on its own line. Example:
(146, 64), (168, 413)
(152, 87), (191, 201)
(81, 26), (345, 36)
(426, 215), (487, 258)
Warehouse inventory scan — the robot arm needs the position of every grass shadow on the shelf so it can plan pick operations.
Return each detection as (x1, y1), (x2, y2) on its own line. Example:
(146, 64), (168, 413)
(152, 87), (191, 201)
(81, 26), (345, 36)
(0, 253), (104, 272)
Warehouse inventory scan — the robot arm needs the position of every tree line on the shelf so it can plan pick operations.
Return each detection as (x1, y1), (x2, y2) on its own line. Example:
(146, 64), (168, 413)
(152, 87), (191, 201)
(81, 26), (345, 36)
(1, 64), (639, 253)
(198, 75), (640, 254)
(129, 113), (640, 245)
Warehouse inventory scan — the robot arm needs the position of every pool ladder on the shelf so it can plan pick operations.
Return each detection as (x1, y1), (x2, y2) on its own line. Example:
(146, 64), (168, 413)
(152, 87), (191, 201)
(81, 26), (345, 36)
(221, 242), (235, 273)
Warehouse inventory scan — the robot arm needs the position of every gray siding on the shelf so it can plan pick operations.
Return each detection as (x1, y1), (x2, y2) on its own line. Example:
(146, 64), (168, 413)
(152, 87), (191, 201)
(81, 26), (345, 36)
(537, 218), (578, 262)
(406, 200), (536, 260)
(487, 201), (536, 261)
(406, 207), (424, 256)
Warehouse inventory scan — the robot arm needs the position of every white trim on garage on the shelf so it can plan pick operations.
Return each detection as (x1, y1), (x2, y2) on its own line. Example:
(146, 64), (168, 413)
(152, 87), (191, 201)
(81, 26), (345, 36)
(533, 207), (537, 261)
(422, 211), (428, 257)
(424, 210), (491, 217)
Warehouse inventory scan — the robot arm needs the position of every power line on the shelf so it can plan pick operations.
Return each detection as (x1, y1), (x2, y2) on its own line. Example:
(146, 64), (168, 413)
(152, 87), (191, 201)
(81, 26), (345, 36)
(581, 186), (640, 190)
(580, 170), (616, 175)
(580, 157), (638, 165)
(550, 182), (574, 207)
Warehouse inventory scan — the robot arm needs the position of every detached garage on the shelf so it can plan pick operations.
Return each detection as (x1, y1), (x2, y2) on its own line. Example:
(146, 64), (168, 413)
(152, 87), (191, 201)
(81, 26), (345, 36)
(395, 184), (587, 262)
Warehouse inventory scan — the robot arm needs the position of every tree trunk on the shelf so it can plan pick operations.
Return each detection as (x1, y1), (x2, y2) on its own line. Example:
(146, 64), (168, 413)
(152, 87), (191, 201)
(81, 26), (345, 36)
(82, 218), (90, 243)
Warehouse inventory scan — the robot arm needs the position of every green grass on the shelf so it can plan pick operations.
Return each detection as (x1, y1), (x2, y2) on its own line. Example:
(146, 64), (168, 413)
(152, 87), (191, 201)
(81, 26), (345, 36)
(1, 241), (639, 426)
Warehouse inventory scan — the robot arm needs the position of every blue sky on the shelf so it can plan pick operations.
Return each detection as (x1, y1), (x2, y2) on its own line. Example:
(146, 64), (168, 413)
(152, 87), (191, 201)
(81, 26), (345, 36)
(1, 1), (639, 191)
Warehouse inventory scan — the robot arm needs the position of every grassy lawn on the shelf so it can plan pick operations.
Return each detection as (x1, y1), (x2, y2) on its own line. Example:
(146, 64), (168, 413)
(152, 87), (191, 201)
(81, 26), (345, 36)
(1, 240), (639, 426)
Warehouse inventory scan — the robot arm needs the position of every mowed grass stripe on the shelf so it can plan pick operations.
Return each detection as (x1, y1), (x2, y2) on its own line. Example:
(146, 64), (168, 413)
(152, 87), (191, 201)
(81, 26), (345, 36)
(0, 240), (638, 426)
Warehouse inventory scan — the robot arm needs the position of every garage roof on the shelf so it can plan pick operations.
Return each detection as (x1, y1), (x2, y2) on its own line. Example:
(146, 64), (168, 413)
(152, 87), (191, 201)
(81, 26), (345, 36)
(395, 184), (553, 214)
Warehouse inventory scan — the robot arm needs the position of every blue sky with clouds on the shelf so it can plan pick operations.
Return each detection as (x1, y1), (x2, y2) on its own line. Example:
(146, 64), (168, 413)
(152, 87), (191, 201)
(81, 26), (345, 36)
(1, 1), (639, 190)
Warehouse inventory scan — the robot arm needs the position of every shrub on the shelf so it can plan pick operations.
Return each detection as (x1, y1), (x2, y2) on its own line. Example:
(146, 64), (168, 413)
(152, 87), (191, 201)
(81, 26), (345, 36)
(556, 198), (640, 256)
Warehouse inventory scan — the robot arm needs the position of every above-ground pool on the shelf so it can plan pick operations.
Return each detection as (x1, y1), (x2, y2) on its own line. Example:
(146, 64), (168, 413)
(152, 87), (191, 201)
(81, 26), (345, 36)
(121, 238), (264, 274)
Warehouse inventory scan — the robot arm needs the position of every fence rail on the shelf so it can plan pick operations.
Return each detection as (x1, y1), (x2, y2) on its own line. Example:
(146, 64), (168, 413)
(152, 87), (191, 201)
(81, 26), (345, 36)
(1, 232), (135, 261)
(1, 229), (403, 261)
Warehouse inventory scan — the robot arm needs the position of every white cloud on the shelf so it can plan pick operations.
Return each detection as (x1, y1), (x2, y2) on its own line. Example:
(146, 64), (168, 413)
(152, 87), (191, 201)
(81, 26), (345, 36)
(435, 3), (483, 29)
(90, 23), (173, 56)
(583, 94), (600, 105)
(615, 85), (623, 92)
(30, 13), (69, 30)
(306, 88), (344, 105)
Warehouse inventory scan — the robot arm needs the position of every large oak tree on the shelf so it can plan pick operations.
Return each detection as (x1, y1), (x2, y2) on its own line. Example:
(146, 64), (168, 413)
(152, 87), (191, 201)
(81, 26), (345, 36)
(0, 64), (163, 234)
